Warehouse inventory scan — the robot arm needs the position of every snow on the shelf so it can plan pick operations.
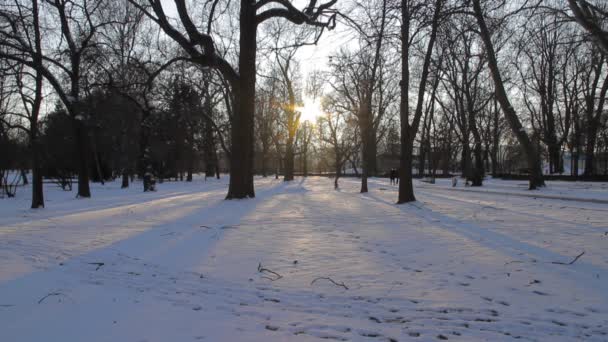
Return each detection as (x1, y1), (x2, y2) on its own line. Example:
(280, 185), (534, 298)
(426, 177), (608, 203)
(1, 176), (608, 341)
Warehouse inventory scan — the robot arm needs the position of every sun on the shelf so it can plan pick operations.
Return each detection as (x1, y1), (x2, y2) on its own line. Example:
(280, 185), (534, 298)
(298, 97), (323, 123)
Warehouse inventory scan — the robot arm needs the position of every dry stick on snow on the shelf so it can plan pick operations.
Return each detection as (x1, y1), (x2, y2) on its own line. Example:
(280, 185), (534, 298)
(258, 263), (282, 281)
(38, 292), (64, 304)
(552, 251), (585, 265)
(311, 277), (349, 290)
(88, 262), (105, 271)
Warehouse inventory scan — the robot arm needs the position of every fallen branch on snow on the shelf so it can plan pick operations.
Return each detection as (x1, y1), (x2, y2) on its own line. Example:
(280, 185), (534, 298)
(311, 277), (349, 290)
(38, 292), (64, 304)
(552, 251), (585, 265)
(88, 262), (105, 271)
(258, 263), (282, 281)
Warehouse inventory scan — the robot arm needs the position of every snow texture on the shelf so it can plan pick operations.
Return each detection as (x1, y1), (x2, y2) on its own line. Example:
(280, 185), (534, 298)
(1, 176), (607, 341)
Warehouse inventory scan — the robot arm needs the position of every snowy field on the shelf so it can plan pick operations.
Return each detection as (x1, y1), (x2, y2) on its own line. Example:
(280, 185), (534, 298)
(1, 176), (607, 341)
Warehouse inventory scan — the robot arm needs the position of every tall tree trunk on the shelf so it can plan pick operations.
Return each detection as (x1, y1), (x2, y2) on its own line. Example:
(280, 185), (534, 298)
(398, 0), (442, 203)
(227, 3), (256, 199)
(491, 97), (500, 176)
(584, 124), (598, 176)
(470, 118), (484, 186)
(73, 118), (91, 197)
(91, 136), (104, 185)
(334, 155), (342, 190)
(303, 148), (308, 177)
(19, 169), (28, 185)
(284, 142), (294, 181)
(121, 172), (129, 188)
(472, 0), (544, 189)
(398, 0), (414, 203)
(359, 112), (373, 193)
(140, 110), (154, 192)
(261, 145), (268, 177)
(462, 141), (472, 180)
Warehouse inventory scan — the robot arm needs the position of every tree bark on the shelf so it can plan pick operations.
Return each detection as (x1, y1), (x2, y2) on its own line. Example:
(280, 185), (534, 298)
(73, 118), (91, 197)
(227, 2), (256, 199)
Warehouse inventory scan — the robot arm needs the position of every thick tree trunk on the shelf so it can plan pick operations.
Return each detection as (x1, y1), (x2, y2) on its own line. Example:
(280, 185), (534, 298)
(470, 122), (484, 186)
(227, 4), (256, 199)
(473, 0), (544, 189)
(398, 0), (415, 203)
(359, 107), (375, 193)
(471, 140), (484, 186)
(584, 124), (598, 176)
(20, 170), (28, 185)
(187, 166), (193, 182)
(139, 110), (154, 192)
(91, 138), (104, 185)
(334, 158), (341, 190)
(303, 150), (308, 177)
(73, 118), (91, 197)
(284, 141), (294, 181)
(31, 140), (44, 208)
(491, 98), (500, 176)
(418, 143), (426, 177)
(548, 143), (562, 174)
(30, 2), (44, 209)
(121, 172), (129, 188)
(398, 143), (416, 202)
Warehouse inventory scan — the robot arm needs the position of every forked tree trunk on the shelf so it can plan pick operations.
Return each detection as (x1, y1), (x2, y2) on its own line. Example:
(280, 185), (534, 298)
(398, 0), (442, 203)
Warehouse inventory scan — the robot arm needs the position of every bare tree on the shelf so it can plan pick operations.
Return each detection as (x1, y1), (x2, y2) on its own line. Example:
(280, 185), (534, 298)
(319, 96), (357, 189)
(472, 0), (545, 189)
(568, 0), (608, 53)
(398, 0), (445, 203)
(0, 0), (113, 198)
(127, 0), (337, 199)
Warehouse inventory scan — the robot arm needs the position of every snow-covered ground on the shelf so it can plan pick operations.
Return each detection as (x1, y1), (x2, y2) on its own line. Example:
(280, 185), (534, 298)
(1, 176), (607, 341)
(426, 177), (608, 203)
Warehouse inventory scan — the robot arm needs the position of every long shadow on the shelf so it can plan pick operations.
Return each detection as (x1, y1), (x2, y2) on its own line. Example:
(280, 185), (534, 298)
(359, 189), (608, 293)
(0, 181), (231, 227)
(418, 189), (605, 234)
(0, 179), (297, 288)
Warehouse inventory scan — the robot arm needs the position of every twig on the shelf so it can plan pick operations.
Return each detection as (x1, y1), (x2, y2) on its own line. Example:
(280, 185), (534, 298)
(38, 292), (63, 304)
(88, 262), (105, 271)
(258, 263), (282, 281)
(504, 260), (524, 266)
(552, 251), (585, 265)
(311, 277), (349, 290)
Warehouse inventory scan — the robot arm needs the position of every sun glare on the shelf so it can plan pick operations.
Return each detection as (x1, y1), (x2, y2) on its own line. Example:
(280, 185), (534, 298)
(298, 97), (324, 123)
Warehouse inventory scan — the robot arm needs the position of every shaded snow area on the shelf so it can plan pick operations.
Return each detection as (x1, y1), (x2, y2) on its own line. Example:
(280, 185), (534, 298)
(1, 176), (608, 341)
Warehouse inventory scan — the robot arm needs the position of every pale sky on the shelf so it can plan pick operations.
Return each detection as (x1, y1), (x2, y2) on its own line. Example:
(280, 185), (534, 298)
(157, 0), (351, 77)
(156, 0), (353, 120)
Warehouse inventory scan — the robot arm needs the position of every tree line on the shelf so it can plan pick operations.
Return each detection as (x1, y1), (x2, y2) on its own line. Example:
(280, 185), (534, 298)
(0, 0), (607, 208)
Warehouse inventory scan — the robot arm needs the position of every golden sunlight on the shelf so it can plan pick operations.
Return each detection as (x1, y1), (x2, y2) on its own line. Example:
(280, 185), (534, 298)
(298, 97), (324, 123)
